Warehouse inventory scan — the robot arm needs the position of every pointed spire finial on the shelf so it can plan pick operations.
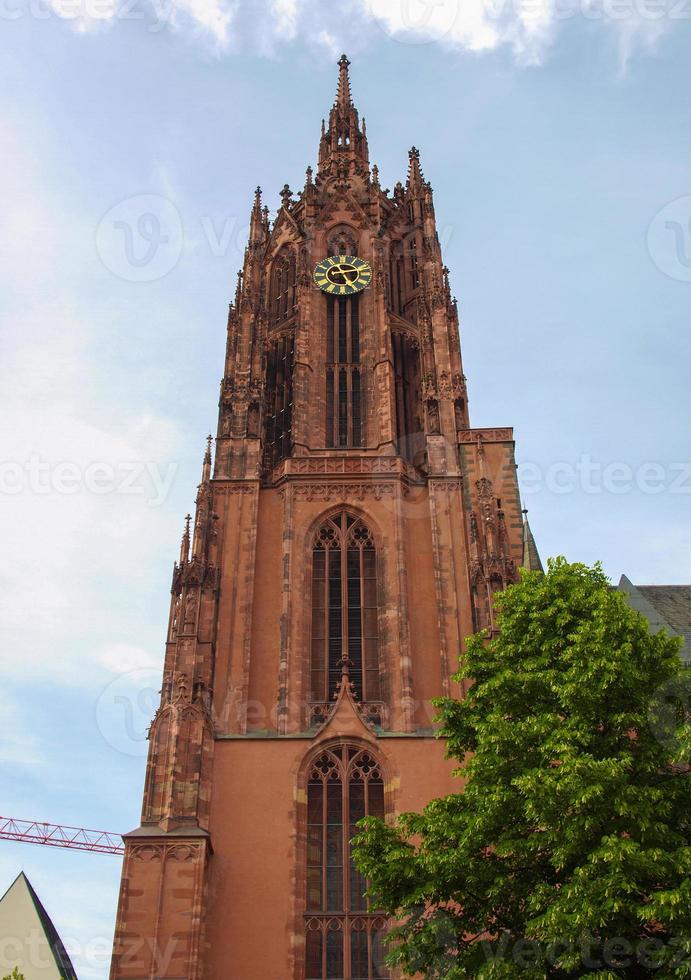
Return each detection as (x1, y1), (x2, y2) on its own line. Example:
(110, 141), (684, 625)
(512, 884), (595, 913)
(201, 435), (212, 483)
(280, 183), (293, 209)
(336, 53), (352, 108)
(407, 146), (424, 188)
(248, 187), (265, 247)
(180, 513), (191, 565)
(251, 186), (262, 221)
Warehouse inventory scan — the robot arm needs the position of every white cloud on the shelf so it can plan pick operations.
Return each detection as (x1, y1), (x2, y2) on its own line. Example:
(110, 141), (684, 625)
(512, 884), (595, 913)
(45, 0), (236, 46)
(314, 28), (341, 57)
(32, 0), (680, 65)
(165, 0), (236, 46)
(96, 643), (161, 674)
(0, 119), (185, 686)
(272, 0), (299, 39)
(361, 0), (673, 65)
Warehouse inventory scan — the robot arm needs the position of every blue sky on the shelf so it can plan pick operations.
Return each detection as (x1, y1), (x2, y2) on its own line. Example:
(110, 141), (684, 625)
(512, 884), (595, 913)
(1, 2), (690, 976)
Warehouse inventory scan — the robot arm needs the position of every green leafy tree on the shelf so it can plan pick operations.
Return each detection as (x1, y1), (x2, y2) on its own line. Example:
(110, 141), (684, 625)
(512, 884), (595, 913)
(2, 970), (26, 980)
(353, 559), (691, 978)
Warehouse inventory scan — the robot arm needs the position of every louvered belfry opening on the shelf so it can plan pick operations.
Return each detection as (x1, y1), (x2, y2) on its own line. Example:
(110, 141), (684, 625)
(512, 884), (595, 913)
(326, 295), (363, 449)
(264, 332), (294, 468)
(305, 744), (388, 980)
(310, 513), (380, 706)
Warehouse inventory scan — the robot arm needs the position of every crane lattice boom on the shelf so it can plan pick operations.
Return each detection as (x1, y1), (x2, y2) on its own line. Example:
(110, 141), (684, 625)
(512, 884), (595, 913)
(0, 816), (124, 855)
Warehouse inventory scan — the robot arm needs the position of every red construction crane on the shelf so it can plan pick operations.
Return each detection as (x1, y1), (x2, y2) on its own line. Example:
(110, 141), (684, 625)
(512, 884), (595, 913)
(0, 816), (124, 855)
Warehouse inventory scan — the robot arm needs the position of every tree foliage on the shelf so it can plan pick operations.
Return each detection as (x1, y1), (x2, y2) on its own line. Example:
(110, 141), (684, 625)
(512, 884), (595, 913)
(353, 559), (691, 977)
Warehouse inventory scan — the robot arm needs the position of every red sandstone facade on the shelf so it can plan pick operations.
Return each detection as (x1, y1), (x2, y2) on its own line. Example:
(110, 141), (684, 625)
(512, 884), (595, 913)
(110, 56), (527, 980)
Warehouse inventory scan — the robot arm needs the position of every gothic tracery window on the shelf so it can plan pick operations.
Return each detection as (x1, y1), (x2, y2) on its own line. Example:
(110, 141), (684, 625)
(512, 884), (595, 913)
(304, 744), (388, 980)
(408, 235), (420, 291)
(310, 513), (380, 706)
(326, 295), (363, 448)
(271, 247), (297, 324)
(388, 244), (404, 316)
(263, 332), (294, 468)
(391, 331), (421, 462)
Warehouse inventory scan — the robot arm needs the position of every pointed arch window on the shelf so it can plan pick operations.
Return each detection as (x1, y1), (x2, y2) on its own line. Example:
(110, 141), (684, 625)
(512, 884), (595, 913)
(271, 247), (297, 324)
(310, 513), (380, 707)
(326, 296), (362, 448)
(388, 244), (404, 316)
(391, 331), (421, 463)
(304, 744), (388, 980)
(264, 332), (294, 468)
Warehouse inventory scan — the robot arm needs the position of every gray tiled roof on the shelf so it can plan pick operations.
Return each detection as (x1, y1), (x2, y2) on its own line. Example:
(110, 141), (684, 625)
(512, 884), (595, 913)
(636, 585), (691, 650)
(618, 575), (691, 660)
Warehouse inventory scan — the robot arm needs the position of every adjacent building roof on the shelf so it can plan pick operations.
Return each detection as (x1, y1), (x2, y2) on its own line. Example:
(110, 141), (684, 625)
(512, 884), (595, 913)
(0, 872), (78, 980)
(618, 575), (691, 661)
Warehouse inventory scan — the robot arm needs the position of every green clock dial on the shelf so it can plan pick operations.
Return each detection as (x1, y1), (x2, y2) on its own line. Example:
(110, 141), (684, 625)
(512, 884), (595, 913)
(313, 255), (372, 296)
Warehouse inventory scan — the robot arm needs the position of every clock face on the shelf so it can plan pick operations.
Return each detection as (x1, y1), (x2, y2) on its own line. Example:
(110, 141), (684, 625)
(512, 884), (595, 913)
(313, 255), (372, 296)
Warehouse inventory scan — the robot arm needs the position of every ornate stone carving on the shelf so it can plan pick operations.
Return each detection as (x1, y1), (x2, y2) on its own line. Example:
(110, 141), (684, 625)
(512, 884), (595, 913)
(457, 427), (513, 444)
(289, 483), (395, 502)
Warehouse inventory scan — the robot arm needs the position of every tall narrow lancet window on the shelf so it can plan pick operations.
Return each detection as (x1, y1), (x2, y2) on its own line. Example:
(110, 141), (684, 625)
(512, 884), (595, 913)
(263, 332), (294, 468)
(391, 331), (421, 462)
(388, 244), (404, 316)
(408, 235), (420, 291)
(325, 295), (363, 448)
(271, 247), (297, 324)
(310, 513), (380, 707)
(304, 745), (388, 980)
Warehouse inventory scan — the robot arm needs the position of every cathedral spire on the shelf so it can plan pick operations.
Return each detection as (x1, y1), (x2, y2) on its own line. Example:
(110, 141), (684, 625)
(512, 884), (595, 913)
(318, 53), (369, 179)
(335, 53), (352, 108)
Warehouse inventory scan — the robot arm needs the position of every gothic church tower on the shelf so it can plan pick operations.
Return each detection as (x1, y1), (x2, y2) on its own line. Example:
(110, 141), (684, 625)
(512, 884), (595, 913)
(110, 56), (528, 980)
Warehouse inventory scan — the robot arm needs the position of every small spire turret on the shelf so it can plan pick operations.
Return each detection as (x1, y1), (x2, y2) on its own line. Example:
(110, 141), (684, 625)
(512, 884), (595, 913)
(201, 435), (213, 484)
(248, 186), (265, 247)
(179, 514), (191, 565)
(407, 146), (424, 190)
(280, 184), (293, 209)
